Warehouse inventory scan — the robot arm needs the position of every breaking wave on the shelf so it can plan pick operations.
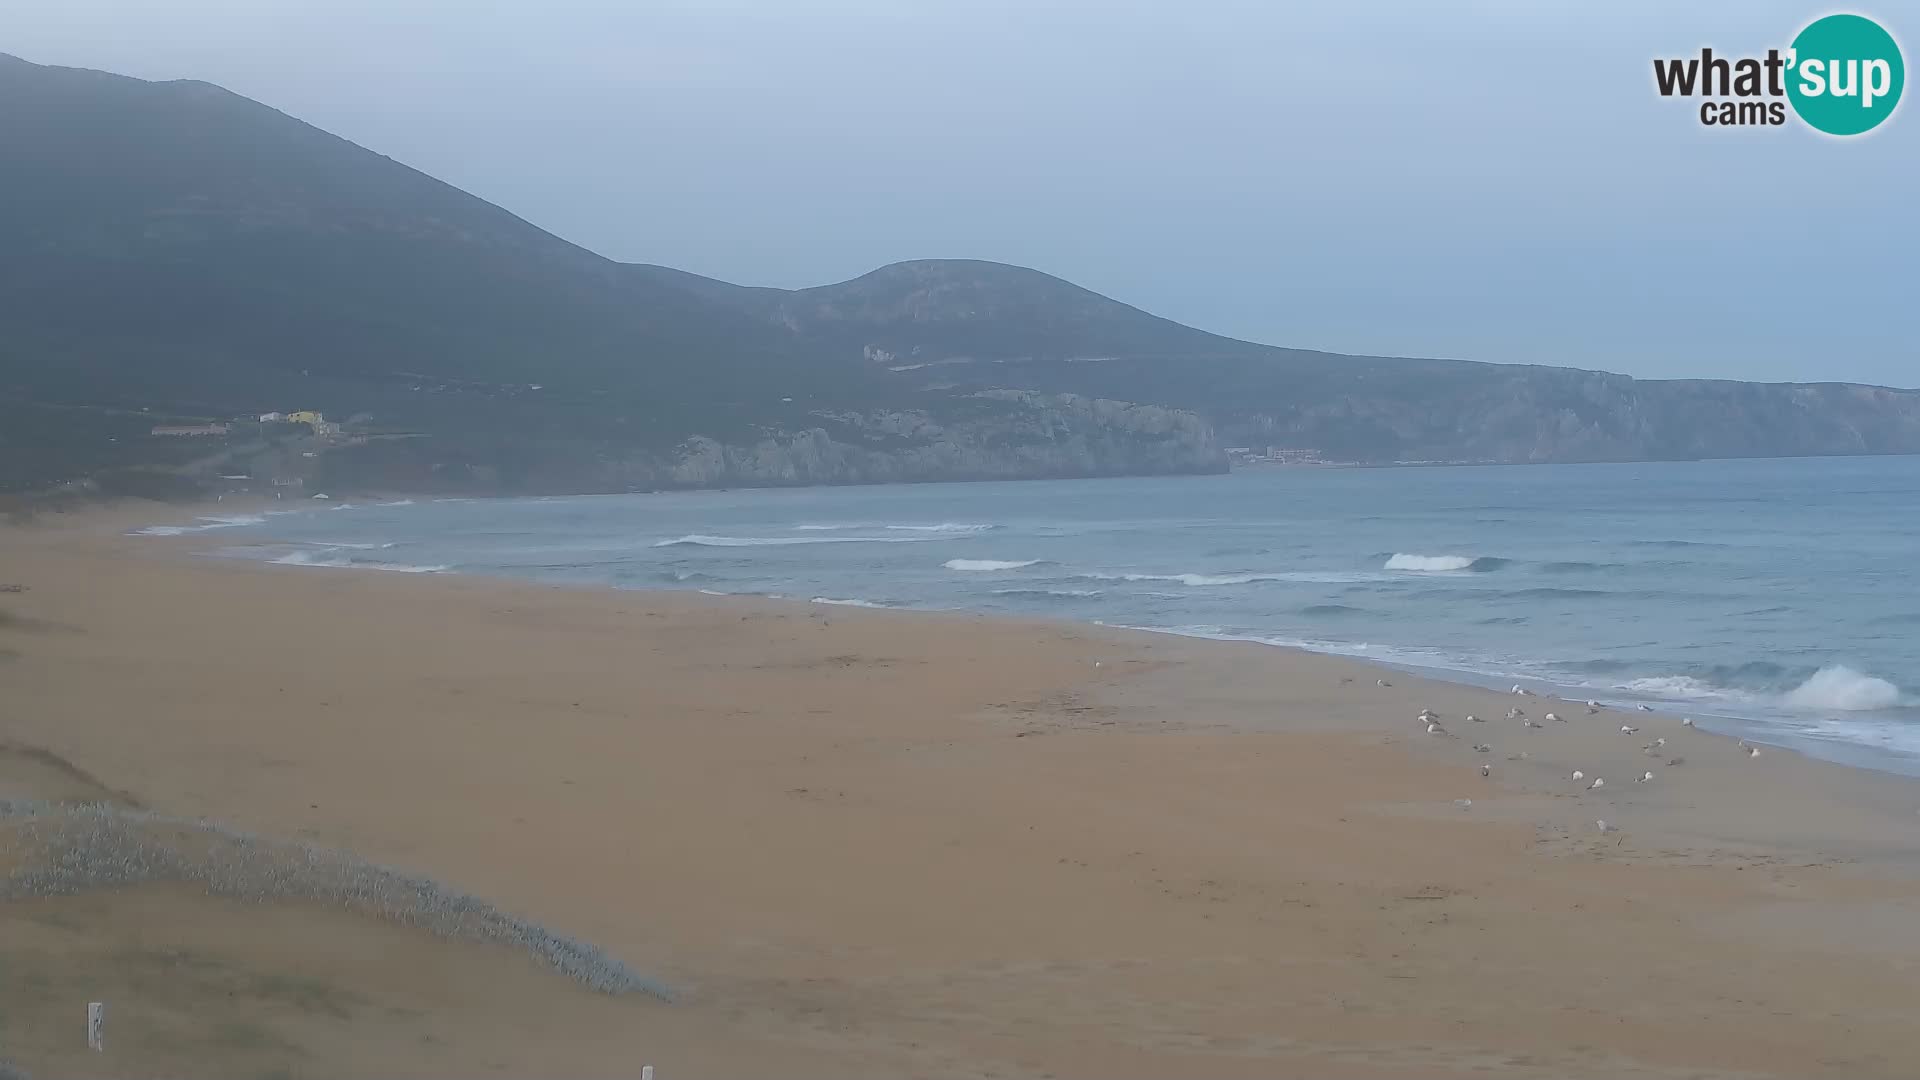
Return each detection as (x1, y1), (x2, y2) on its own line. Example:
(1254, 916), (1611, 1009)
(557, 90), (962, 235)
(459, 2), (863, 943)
(653, 534), (936, 547)
(944, 559), (1043, 571)
(1082, 571), (1288, 586)
(1073, 569), (1379, 587)
(990, 588), (1104, 599)
(270, 551), (448, 573)
(131, 514), (266, 537)
(795, 522), (996, 533)
(1384, 553), (1508, 573)
(1620, 665), (1905, 713)
(1784, 666), (1903, 712)
(1617, 675), (1731, 701)
(810, 596), (888, 608)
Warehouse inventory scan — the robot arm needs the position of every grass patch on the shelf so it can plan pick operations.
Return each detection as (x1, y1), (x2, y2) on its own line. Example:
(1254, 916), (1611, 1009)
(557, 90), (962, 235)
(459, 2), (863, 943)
(207, 1020), (300, 1054)
(248, 974), (364, 1020)
(0, 801), (671, 999)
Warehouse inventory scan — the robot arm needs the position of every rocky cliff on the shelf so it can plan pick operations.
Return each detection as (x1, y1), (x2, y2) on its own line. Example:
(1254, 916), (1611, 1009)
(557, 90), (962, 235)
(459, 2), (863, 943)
(309, 392), (1224, 494)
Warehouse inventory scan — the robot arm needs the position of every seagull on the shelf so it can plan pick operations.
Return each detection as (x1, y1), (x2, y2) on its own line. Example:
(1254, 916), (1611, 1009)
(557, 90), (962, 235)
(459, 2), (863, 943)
(1638, 704), (1655, 712)
(1523, 717), (1543, 729)
(1377, 679), (1392, 687)
(1681, 717), (1695, 727)
(1466, 714), (1482, 723)
(1652, 737), (1666, 748)
(1427, 722), (1451, 736)
(1748, 746), (1762, 759)
(1638, 771), (1654, 783)
(1586, 700), (1602, 713)
(1480, 764), (1491, 777)
(1507, 707), (1525, 720)
(1545, 712), (1564, 723)
(1571, 770), (1585, 782)
(1666, 756), (1686, 767)
(1620, 725), (1639, 735)
(1596, 819), (1614, 833)
(1417, 708), (1437, 722)
(1473, 743), (1492, 753)
(1454, 798), (1473, 808)
(1093, 660), (1103, 668)
(1589, 777), (1606, 790)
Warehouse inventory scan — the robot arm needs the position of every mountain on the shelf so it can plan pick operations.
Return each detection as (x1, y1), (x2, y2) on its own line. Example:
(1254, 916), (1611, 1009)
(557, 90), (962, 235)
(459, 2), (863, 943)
(2, 53), (1917, 497)
(662, 259), (1920, 465)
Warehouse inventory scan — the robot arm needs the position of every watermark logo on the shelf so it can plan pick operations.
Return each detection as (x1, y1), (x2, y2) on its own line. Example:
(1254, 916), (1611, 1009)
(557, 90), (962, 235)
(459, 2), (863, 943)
(1653, 13), (1903, 135)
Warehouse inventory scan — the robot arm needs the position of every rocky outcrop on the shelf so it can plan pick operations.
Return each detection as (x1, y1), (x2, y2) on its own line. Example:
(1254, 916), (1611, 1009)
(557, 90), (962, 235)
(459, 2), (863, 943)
(306, 391), (1224, 494)
(1211, 370), (1920, 464)
(618, 391), (1223, 489)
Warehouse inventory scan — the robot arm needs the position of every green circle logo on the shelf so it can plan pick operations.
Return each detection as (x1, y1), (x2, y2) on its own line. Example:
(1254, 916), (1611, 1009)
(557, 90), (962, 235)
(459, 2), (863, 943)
(1787, 14), (1904, 135)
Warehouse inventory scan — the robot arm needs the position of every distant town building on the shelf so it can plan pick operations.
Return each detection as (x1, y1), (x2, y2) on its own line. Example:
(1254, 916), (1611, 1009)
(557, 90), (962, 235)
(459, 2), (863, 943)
(287, 410), (324, 426)
(151, 424), (230, 437)
(258, 411), (285, 422)
(313, 421), (341, 437)
(1266, 447), (1321, 464)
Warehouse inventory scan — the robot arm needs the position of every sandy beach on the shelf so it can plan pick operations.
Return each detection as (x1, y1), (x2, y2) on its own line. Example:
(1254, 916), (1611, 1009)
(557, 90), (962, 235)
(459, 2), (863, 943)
(6, 501), (1920, 1079)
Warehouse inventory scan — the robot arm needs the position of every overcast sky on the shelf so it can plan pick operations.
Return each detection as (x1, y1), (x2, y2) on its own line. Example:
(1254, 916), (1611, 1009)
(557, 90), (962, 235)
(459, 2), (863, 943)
(6, 1), (1914, 385)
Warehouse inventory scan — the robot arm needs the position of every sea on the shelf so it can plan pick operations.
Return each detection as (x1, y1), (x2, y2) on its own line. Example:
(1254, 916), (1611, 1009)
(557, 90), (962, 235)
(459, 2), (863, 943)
(143, 456), (1920, 774)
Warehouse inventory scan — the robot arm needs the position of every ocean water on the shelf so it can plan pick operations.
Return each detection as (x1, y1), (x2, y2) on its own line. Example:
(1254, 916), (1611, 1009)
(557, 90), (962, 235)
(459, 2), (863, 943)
(172, 457), (1920, 773)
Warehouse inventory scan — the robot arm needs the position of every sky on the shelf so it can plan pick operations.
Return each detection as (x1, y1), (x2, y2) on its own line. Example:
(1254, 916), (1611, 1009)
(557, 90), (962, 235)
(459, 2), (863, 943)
(5, 0), (1915, 385)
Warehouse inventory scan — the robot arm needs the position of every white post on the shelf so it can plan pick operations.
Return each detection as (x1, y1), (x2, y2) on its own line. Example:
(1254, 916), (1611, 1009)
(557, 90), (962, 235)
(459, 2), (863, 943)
(87, 1002), (105, 1051)
(641, 1068), (654, 1080)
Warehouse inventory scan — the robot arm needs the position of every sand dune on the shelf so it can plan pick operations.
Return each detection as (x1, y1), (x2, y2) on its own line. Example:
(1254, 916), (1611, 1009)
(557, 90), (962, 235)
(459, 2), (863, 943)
(5, 503), (1920, 1078)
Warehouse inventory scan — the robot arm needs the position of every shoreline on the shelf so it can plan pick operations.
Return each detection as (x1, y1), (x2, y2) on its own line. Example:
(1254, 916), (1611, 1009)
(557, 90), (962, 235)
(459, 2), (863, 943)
(34, 498), (1920, 859)
(120, 494), (1920, 780)
(12, 500), (1920, 1076)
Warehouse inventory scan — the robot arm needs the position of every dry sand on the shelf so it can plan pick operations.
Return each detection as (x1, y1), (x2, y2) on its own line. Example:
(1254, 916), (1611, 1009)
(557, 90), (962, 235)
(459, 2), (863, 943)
(5, 501), (1920, 1078)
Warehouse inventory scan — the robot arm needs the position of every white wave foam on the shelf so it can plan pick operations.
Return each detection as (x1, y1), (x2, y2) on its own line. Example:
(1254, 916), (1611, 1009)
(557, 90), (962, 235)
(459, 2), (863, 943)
(270, 551), (448, 573)
(1385, 553), (1474, 572)
(302, 540), (397, 550)
(810, 596), (887, 608)
(1070, 567), (1381, 586)
(1619, 667), (1905, 714)
(795, 522), (995, 533)
(991, 588), (1103, 598)
(1785, 666), (1903, 712)
(653, 534), (936, 547)
(944, 559), (1041, 571)
(1079, 571), (1289, 586)
(130, 514), (266, 537)
(1617, 676), (1735, 701)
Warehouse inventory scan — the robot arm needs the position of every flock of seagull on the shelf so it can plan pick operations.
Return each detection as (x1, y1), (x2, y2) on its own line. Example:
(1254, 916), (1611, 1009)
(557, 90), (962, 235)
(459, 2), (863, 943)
(1411, 683), (1763, 834)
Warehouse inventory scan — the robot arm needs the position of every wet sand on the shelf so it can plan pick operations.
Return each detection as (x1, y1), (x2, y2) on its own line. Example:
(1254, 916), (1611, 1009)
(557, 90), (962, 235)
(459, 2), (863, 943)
(5, 502), (1920, 1078)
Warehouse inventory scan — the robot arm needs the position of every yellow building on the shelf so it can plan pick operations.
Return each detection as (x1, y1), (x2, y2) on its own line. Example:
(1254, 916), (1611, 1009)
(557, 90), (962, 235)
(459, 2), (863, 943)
(287, 410), (324, 427)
